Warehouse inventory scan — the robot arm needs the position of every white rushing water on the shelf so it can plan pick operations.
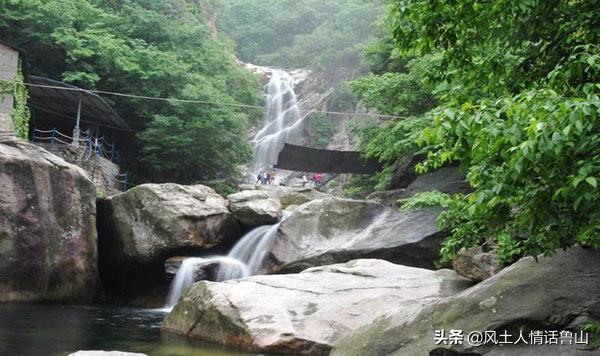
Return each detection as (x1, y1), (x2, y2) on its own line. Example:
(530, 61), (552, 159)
(164, 220), (283, 308)
(252, 69), (305, 174)
(165, 68), (305, 309)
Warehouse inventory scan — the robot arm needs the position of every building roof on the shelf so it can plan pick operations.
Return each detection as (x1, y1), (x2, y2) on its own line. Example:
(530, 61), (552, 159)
(27, 76), (131, 131)
(274, 143), (381, 174)
(0, 39), (25, 54)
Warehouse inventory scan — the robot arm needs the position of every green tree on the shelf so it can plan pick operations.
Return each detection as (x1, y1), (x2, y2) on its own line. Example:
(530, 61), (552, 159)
(0, 0), (263, 182)
(217, 0), (384, 69)
(379, 0), (600, 262)
(346, 47), (440, 190)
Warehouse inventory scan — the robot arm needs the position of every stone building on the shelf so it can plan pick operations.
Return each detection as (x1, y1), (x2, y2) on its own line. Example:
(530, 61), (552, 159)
(0, 40), (20, 133)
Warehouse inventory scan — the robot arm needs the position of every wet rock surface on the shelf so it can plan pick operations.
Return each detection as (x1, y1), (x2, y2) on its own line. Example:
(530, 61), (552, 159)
(332, 247), (600, 356)
(163, 259), (471, 355)
(264, 197), (444, 273)
(253, 185), (327, 208)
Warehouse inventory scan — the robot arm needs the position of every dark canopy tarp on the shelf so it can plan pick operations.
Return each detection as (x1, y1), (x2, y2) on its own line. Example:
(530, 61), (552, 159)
(27, 76), (130, 131)
(274, 143), (381, 174)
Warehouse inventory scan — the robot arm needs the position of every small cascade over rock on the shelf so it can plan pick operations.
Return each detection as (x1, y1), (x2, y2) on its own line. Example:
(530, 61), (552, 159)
(165, 213), (288, 308)
(252, 69), (306, 173)
(165, 257), (249, 307)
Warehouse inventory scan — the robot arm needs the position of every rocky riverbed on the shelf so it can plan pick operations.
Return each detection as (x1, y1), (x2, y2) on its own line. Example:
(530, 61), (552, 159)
(1, 135), (598, 355)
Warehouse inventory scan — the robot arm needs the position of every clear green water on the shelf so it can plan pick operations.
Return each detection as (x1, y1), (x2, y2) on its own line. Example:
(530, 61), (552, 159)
(0, 304), (255, 356)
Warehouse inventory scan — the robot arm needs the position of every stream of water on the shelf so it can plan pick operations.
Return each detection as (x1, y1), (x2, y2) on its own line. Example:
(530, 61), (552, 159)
(0, 304), (255, 356)
(165, 221), (282, 308)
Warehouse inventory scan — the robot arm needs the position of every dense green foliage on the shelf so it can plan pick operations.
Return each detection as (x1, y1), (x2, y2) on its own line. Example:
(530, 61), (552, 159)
(0, 0), (262, 182)
(398, 191), (451, 212)
(354, 0), (600, 262)
(347, 44), (439, 189)
(582, 321), (600, 347)
(0, 61), (29, 139)
(10, 62), (30, 139)
(217, 0), (384, 69)
(309, 113), (337, 148)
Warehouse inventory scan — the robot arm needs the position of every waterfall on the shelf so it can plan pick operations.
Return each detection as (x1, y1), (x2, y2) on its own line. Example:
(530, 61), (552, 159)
(164, 68), (305, 309)
(164, 256), (249, 308)
(252, 69), (305, 174)
(164, 218), (285, 308)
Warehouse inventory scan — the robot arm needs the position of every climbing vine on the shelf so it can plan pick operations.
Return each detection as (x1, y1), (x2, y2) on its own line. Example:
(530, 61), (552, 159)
(3, 61), (30, 139)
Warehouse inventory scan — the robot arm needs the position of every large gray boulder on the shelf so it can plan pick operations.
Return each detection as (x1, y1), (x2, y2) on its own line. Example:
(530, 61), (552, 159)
(99, 183), (240, 262)
(0, 138), (97, 303)
(263, 197), (444, 273)
(332, 247), (600, 355)
(163, 259), (471, 355)
(97, 183), (241, 290)
(227, 190), (281, 227)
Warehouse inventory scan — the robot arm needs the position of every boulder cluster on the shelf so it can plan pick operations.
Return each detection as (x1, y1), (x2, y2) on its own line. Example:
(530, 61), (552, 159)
(1, 137), (598, 355)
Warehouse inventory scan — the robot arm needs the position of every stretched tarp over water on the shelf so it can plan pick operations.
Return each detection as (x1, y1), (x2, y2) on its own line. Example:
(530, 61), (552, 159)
(274, 143), (381, 174)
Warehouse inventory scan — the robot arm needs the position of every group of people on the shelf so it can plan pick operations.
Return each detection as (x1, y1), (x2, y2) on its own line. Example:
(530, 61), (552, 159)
(255, 169), (323, 188)
(256, 170), (277, 185)
(302, 172), (323, 188)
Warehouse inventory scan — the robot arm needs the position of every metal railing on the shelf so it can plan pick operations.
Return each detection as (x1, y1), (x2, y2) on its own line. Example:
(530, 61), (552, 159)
(32, 127), (121, 163)
(31, 127), (128, 191)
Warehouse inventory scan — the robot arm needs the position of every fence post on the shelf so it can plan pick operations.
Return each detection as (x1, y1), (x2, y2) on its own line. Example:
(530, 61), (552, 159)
(110, 144), (115, 162)
(51, 128), (56, 146)
(123, 172), (128, 191)
(31, 127), (35, 143)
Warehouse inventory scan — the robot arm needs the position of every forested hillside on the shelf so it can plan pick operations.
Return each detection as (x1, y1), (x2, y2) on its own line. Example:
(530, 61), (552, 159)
(0, 0), (263, 183)
(349, 0), (600, 263)
(216, 0), (385, 69)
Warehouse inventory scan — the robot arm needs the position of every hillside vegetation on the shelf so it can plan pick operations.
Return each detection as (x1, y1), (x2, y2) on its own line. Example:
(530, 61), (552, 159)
(349, 0), (600, 263)
(0, 0), (262, 183)
(217, 0), (385, 70)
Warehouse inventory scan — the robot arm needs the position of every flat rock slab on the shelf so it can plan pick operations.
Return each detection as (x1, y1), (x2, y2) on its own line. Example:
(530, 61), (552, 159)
(264, 197), (444, 273)
(254, 185), (327, 208)
(163, 259), (471, 355)
(332, 247), (600, 356)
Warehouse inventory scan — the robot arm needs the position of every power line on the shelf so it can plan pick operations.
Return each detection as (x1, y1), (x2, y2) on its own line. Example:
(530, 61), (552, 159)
(0, 78), (406, 120)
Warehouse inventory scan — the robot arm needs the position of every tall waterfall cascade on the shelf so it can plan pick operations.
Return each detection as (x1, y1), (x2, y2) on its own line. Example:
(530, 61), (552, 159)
(252, 69), (307, 174)
(165, 67), (310, 309)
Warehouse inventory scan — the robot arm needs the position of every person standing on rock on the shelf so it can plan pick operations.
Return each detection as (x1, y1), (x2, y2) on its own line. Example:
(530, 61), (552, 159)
(256, 171), (263, 184)
(302, 174), (308, 188)
(315, 173), (323, 187)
